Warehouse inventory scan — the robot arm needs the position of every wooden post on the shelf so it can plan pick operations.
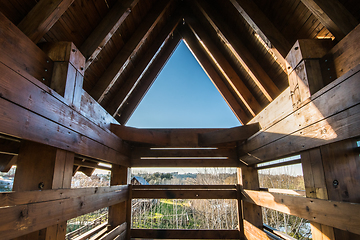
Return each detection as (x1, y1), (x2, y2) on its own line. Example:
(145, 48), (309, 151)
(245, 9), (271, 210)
(237, 166), (263, 239)
(108, 165), (130, 237)
(301, 148), (335, 240)
(320, 139), (360, 240)
(285, 39), (334, 108)
(41, 42), (85, 110)
(12, 141), (74, 240)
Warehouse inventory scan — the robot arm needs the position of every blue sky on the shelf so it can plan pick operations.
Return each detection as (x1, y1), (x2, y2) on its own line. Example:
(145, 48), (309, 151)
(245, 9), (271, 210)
(126, 40), (241, 128)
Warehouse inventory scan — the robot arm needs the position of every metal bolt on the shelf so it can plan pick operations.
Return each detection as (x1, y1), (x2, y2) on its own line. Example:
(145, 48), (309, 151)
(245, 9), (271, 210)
(42, 78), (46, 81)
(38, 182), (45, 189)
(333, 179), (339, 188)
(294, 46), (299, 50)
(44, 69), (48, 72)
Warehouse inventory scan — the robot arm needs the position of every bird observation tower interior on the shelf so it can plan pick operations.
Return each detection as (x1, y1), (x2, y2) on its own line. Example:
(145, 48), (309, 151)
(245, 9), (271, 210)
(0, 0), (360, 239)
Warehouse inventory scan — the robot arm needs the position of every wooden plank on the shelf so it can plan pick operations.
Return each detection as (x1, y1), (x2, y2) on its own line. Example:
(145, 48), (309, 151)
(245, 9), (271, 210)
(229, 0), (291, 58)
(239, 64), (360, 164)
(260, 188), (306, 197)
(17, 0), (75, 43)
(301, 148), (335, 240)
(185, 15), (262, 116)
(243, 220), (272, 240)
(131, 159), (240, 168)
(255, 159), (302, 170)
(110, 124), (170, 145)
(0, 62), (129, 165)
(98, 222), (127, 240)
(0, 12), (53, 84)
(106, 14), (181, 118)
(132, 189), (237, 199)
(81, 0), (140, 64)
(0, 187), (128, 240)
(117, 29), (182, 124)
(132, 185), (236, 190)
(0, 185), (127, 208)
(300, 0), (358, 40)
(193, 0), (281, 102)
(180, 26), (251, 123)
(130, 229), (240, 239)
(242, 189), (360, 235)
(74, 159), (111, 171)
(198, 123), (260, 146)
(324, 24), (360, 79)
(108, 165), (129, 230)
(90, 0), (173, 102)
(73, 222), (108, 240)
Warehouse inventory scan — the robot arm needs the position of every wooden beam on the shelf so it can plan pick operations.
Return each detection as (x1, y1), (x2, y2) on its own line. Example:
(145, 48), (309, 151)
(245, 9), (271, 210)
(74, 159), (111, 171)
(130, 229), (240, 239)
(242, 189), (360, 235)
(0, 61), (129, 165)
(243, 220), (273, 240)
(185, 16), (262, 116)
(180, 26), (251, 123)
(198, 123), (260, 146)
(17, 0), (75, 43)
(300, 0), (358, 40)
(110, 124), (170, 145)
(81, 0), (139, 66)
(116, 30), (182, 124)
(132, 189), (237, 199)
(105, 14), (181, 117)
(98, 222), (127, 240)
(239, 64), (360, 165)
(229, 0), (292, 58)
(0, 185), (127, 208)
(131, 159), (240, 168)
(0, 155), (16, 172)
(0, 12), (53, 84)
(132, 185), (236, 190)
(90, 0), (173, 102)
(260, 188), (306, 197)
(190, 0), (281, 102)
(0, 186), (128, 240)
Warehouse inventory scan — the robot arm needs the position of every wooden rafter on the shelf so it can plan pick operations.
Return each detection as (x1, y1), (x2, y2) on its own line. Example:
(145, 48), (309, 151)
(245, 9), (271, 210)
(117, 31), (182, 124)
(80, 0), (140, 69)
(179, 25), (251, 123)
(17, 0), (75, 43)
(229, 0), (292, 57)
(105, 13), (182, 117)
(301, 0), (358, 40)
(184, 14), (262, 116)
(89, 0), (174, 102)
(190, 0), (281, 102)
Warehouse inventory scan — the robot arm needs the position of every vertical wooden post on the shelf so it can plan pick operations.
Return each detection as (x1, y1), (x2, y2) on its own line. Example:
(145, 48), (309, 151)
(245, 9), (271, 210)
(320, 139), (360, 240)
(301, 148), (335, 240)
(108, 164), (130, 237)
(285, 39), (333, 108)
(237, 166), (263, 239)
(13, 141), (74, 240)
(41, 42), (85, 110)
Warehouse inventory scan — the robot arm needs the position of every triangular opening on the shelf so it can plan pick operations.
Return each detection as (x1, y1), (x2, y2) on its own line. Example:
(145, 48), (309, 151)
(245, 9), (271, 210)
(126, 40), (241, 128)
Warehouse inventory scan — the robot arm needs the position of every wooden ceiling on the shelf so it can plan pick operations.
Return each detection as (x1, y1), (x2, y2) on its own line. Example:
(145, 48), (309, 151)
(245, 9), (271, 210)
(1, 0), (359, 125)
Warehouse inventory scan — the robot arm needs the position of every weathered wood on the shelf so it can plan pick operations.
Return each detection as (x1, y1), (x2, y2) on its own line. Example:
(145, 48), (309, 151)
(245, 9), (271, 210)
(110, 124), (169, 145)
(198, 123), (260, 146)
(17, 0), (75, 43)
(108, 165), (129, 230)
(242, 189), (360, 235)
(229, 0), (291, 58)
(0, 12), (53, 84)
(106, 15), (181, 118)
(0, 185), (127, 208)
(132, 189), (237, 199)
(73, 222), (108, 240)
(90, 0), (173, 102)
(192, 0), (281, 102)
(0, 187), (128, 240)
(320, 139), (360, 239)
(81, 0), (140, 65)
(301, 148), (335, 240)
(324, 24), (360, 79)
(98, 222), (127, 240)
(180, 26), (250, 123)
(0, 61), (129, 165)
(117, 28), (182, 124)
(239, 64), (360, 164)
(243, 220), (272, 240)
(132, 185), (236, 190)
(130, 229), (240, 239)
(185, 15), (262, 116)
(260, 188), (306, 197)
(300, 0), (358, 40)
